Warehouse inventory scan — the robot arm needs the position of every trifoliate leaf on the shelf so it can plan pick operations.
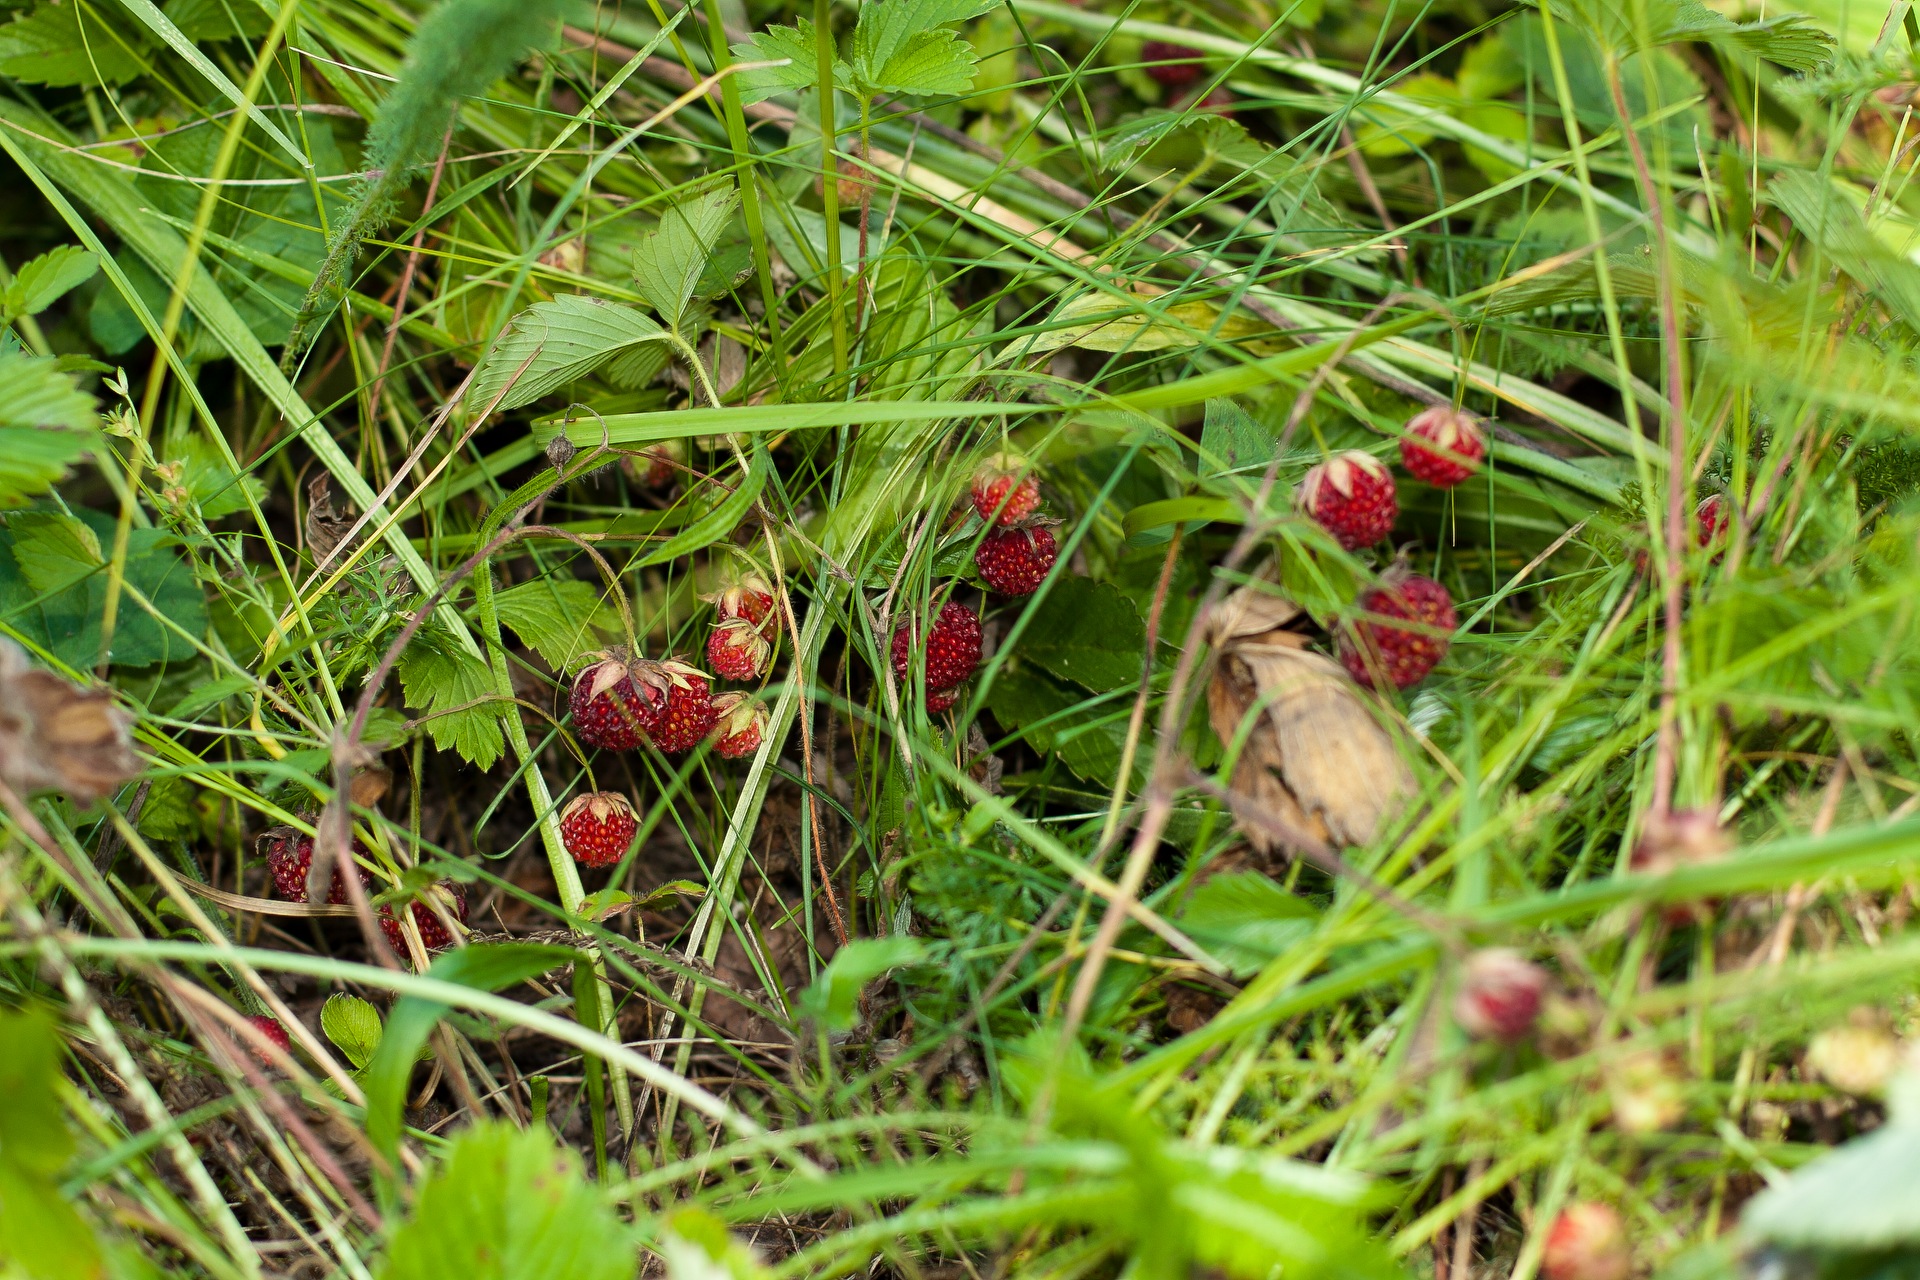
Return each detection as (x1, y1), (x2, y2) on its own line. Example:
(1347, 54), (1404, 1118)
(0, 509), (205, 667)
(631, 186), (738, 333)
(492, 577), (610, 669)
(396, 628), (505, 770)
(320, 994), (384, 1070)
(377, 1122), (634, 1280)
(4, 246), (98, 320)
(471, 296), (668, 411)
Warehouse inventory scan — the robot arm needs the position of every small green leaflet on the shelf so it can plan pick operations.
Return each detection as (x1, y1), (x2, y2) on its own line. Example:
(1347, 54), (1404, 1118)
(733, 0), (995, 103)
(0, 353), (99, 509)
(492, 577), (609, 670)
(396, 626), (505, 769)
(1176, 871), (1318, 976)
(631, 186), (738, 333)
(797, 936), (925, 1031)
(731, 19), (849, 104)
(320, 994), (384, 1070)
(470, 295), (669, 411)
(4, 246), (97, 321)
(0, 0), (147, 85)
(377, 1122), (634, 1280)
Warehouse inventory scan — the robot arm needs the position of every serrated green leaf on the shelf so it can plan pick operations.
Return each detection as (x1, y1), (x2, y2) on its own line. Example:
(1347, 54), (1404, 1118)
(493, 577), (609, 669)
(0, 0), (148, 86)
(0, 353), (100, 511)
(1016, 576), (1148, 692)
(855, 27), (976, 97)
(320, 994), (384, 1070)
(631, 187), (738, 333)
(5, 246), (97, 319)
(0, 509), (207, 668)
(9, 511), (102, 596)
(1177, 872), (1318, 977)
(0, 425), (95, 510)
(472, 296), (668, 411)
(377, 1121), (634, 1280)
(1198, 399), (1275, 477)
(730, 20), (846, 104)
(797, 936), (926, 1031)
(396, 628), (505, 770)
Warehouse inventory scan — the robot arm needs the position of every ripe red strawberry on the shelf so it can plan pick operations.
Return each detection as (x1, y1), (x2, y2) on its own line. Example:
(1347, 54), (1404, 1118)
(926, 685), (961, 713)
(891, 601), (982, 693)
(1453, 949), (1548, 1042)
(1542, 1204), (1630, 1280)
(1630, 808), (1729, 924)
(559, 791), (637, 868)
(1142, 39), (1204, 89)
(1340, 571), (1456, 690)
(245, 1014), (291, 1059)
(640, 659), (717, 752)
(260, 827), (372, 904)
(1296, 451), (1398, 550)
(1400, 407), (1486, 488)
(970, 458), (1040, 526)
(703, 570), (778, 637)
(975, 525), (1057, 596)
(707, 617), (771, 681)
(1695, 492), (1729, 546)
(378, 884), (467, 957)
(569, 651), (660, 751)
(708, 693), (768, 759)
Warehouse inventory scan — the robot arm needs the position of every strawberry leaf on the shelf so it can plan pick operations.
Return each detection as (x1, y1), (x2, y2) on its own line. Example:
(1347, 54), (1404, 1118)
(3, 246), (98, 320)
(493, 577), (611, 670)
(471, 296), (668, 411)
(1016, 576), (1148, 692)
(630, 186), (738, 334)
(730, 19), (846, 104)
(396, 628), (505, 770)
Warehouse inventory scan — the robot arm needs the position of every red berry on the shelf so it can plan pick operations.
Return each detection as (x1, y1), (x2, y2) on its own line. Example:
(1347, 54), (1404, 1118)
(1695, 493), (1729, 546)
(1340, 572), (1456, 690)
(1296, 451), (1398, 550)
(702, 570), (779, 637)
(559, 791), (638, 868)
(259, 827), (372, 904)
(569, 652), (661, 751)
(975, 525), (1057, 596)
(640, 660), (716, 752)
(378, 884), (467, 957)
(926, 685), (961, 713)
(1142, 39), (1204, 89)
(245, 1014), (291, 1058)
(624, 439), (685, 490)
(1631, 808), (1730, 924)
(1400, 407), (1486, 488)
(1542, 1204), (1630, 1280)
(706, 617), (771, 681)
(891, 601), (982, 693)
(1194, 86), (1236, 117)
(970, 459), (1040, 526)
(708, 692), (768, 758)
(1453, 949), (1548, 1041)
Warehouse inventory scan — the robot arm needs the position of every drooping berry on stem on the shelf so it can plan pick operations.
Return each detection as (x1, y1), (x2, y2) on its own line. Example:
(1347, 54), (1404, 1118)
(975, 525), (1057, 597)
(1339, 571), (1456, 690)
(1296, 451), (1399, 550)
(1141, 39), (1205, 90)
(1400, 406), (1486, 488)
(891, 601), (983, 694)
(1453, 948), (1549, 1041)
(1542, 1204), (1630, 1280)
(708, 693), (769, 759)
(559, 791), (638, 868)
(970, 457), (1041, 526)
(707, 617), (772, 681)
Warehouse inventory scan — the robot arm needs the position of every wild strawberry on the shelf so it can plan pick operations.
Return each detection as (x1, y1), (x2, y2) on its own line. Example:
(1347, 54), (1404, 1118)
(702, 570), (778, 637)
(569, 651), (661, 751)
(970, 457), (1041, 526)
(559, 791), (638, 868)
(1400, 406), (1486, 488)
(1339, 571), (1456, 690)
(245, 1014), (291, 1059)
(1142, 39), (1205, 89)
(378, 884), (467, 957)
(1630, 808), (1729, 924)
(708, 693), (768, 759)
(975, 525), (1057, 597)
(638, 659), (716, 752)
(1542, 1204), (1630, 1280)
(1453, 949), (1548, 1042)
(260, 827), (372, 904)
(891, 601), (982, 693)
(926, 685), (962, 713)
(1296, 451), (1398, 550)
(1695, 492), (1729, 546)
(624, 439), (685, 490)
(706, 617), (771, 681)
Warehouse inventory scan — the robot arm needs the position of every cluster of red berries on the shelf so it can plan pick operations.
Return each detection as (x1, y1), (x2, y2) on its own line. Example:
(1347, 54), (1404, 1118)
(969, 458), (1059, 597)
(260, 827), (468, 960)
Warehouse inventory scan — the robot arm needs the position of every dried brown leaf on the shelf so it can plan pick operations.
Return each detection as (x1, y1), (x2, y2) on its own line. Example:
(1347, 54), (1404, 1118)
(0, 638), (138, 804)
(305, 473), (358, 563)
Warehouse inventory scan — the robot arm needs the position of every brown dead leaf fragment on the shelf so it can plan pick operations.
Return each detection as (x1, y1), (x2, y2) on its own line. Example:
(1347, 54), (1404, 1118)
(305, 473), (358, 563)
(0, 638), (139, 805)
(1206, 583), (1414, 852)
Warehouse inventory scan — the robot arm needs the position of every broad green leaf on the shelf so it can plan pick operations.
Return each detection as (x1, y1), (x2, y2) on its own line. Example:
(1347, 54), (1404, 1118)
(377, 1121), (633, 1280)
(493, 577), (610, 669)
(0, 354), (98, 509)
(396, 627), (506, 769)
(1198, 399), (1276, 476)
(797, 936), (925, 1031)
(730, 20), (846, 104)
(5, 246), (97, 319)
(1035, 290), (1265, 353)
(471, 296), (668, 412)
(319, 994), (385, 1071)
(0, 509), (206, 668)
(1017, 576), (1148, 692)
(10, 511), (102, 596)
(1177, 872), (1318, 976)
(0, 1009), (107, 1280)
(851, 0), (994, 96)
(0, 1), (147, 85)
(982, 663), (1140, 789)
(364, 946), (578, 1161)
(1742, 1075), (1920, 1247)
(631, 187), (738, 333)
